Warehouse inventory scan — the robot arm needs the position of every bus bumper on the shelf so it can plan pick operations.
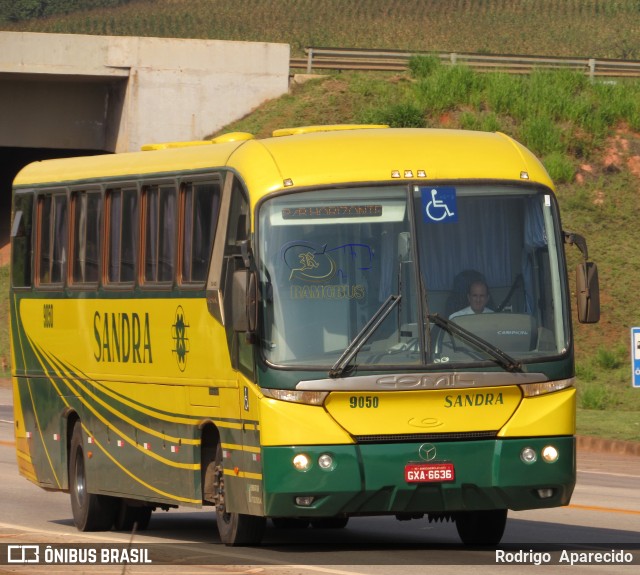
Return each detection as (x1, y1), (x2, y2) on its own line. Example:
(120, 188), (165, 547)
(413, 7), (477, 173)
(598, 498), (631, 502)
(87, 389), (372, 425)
(262, 437), (575, 517)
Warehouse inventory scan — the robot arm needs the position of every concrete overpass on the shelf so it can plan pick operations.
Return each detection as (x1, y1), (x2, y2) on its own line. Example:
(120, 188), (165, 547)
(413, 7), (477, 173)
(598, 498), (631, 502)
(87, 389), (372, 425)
(0, 31), (291, 252)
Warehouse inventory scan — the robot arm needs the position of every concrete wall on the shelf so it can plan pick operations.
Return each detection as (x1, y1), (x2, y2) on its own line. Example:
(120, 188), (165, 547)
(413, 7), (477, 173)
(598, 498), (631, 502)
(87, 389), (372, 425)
(0, 32), (291, 152)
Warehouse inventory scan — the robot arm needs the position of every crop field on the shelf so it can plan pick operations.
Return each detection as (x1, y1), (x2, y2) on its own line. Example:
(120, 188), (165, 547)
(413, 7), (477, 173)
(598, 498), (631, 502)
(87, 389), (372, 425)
(2, 0), (640, 59)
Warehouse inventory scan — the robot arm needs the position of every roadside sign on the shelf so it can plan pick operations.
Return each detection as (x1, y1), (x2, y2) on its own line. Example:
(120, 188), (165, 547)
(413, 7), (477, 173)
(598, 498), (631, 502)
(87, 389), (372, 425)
(632, 327), (640, 388)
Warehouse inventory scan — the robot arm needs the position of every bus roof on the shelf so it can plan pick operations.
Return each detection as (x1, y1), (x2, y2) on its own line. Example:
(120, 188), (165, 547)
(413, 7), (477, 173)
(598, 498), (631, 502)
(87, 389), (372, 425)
(13, 127), (554, 198)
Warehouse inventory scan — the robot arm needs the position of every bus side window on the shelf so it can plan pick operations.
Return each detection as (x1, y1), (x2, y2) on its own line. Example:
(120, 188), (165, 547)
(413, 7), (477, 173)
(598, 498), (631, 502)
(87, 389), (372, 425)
(37, 192), (67, 287)
(180, 179), (221, 285)
(11, 193), (33, 288)
(71, 190), (101, 285)
(226, 179), (250, 251)
(143, 184), (177, 285)
(223, 178), (251, 371)
(107, 188), (138, 285)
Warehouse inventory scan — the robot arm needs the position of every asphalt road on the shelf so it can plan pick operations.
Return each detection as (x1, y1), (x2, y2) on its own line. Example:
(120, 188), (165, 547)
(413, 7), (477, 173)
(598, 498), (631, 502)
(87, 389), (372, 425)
(0, 387), (638, 575)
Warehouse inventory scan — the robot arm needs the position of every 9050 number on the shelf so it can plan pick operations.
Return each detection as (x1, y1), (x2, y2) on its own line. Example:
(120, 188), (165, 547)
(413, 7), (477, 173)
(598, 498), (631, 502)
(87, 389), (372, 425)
(349, 395), (379, 409)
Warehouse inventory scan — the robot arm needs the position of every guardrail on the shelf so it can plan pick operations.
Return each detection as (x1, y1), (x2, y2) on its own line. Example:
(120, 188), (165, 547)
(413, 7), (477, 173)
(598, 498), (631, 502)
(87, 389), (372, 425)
(290, 48), (640, 79)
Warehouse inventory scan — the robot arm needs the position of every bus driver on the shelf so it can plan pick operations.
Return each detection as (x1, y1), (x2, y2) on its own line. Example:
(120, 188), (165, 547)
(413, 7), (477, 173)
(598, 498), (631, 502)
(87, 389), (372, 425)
(449, 279), (494, 319)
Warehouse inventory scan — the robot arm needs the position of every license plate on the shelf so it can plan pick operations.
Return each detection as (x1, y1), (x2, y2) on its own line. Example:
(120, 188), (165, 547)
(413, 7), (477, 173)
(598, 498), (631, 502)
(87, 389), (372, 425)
(405, 462), (455, 483)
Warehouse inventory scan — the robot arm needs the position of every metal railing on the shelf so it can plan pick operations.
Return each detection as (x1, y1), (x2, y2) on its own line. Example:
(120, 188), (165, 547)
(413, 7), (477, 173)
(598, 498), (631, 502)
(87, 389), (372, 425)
(290, 48), (640, 79)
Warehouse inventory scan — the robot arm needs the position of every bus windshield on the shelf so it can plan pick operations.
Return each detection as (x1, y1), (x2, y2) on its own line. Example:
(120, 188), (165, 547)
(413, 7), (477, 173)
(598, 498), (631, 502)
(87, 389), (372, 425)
(257, 184), (569, 370)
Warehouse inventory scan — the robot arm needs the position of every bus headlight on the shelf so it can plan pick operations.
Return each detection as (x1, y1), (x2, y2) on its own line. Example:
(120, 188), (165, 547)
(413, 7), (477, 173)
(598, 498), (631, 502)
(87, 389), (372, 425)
(262, 389), (328, 406)
(293, 453), (312, 471)
(541, 445), (559, 463)
(318, 453), (335, 471)
(520, 378), (574, 397)
(520, 447), (537, 464)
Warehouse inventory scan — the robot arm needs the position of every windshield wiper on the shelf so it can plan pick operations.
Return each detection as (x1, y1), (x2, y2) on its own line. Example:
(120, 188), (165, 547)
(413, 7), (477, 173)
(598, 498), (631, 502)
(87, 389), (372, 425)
(329, 294), (401, 378)
(428, 313), (523, 373)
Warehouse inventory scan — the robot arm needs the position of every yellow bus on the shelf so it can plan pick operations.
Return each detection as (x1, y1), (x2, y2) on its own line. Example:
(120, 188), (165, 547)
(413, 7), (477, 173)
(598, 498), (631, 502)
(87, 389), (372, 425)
(9, 125), (599, 546)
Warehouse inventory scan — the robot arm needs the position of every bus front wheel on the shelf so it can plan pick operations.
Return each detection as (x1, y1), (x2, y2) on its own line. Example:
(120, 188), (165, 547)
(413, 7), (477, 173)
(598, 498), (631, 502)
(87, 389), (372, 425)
(455, 509), (507, 546)
(213, 444), (265, 546)
(69, 421), (117, 531)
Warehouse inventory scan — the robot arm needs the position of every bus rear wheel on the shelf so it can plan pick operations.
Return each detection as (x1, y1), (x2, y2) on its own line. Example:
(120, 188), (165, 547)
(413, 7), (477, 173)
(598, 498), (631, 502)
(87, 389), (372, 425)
(213, 444), (265, 546)
(455, 509), (507, 546)
(69, 421), (117, 531)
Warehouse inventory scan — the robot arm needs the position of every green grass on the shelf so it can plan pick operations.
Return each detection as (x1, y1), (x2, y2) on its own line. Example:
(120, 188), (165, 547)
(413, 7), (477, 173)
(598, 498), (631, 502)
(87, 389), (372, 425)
(577, 409), (640, 442)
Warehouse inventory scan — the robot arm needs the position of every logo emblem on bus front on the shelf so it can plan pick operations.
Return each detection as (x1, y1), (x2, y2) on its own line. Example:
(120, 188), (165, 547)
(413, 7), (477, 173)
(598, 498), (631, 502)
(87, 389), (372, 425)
(418, 444), (437, 461)
(172, 305), (190, 372)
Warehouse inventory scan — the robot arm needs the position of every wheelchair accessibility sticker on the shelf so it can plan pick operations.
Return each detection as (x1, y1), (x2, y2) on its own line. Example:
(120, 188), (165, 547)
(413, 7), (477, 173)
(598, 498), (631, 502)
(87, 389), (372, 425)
(421, 187), (458, 223)
(631, 327), (640, 388)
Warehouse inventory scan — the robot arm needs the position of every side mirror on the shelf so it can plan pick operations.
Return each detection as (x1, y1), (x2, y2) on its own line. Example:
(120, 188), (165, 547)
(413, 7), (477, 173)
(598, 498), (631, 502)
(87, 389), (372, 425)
(564, 231), (600, 324)
(232, 269), (258, 333)
(576, 261), (600, 324)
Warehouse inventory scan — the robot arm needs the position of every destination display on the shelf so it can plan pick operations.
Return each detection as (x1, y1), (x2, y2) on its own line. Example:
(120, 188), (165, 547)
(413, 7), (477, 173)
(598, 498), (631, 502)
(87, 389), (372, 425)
(281, 204), (382, 219)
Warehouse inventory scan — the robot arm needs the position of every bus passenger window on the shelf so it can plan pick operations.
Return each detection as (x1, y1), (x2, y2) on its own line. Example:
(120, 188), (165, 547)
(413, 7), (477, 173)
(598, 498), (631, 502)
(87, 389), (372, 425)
(37, 192), (67, 286)
(11, 194), (33, 288)
(107, 188), (138, 284)
(71, 191), (101, 285)
(144, 184), (177, 284)
(181, 180), (221, 285)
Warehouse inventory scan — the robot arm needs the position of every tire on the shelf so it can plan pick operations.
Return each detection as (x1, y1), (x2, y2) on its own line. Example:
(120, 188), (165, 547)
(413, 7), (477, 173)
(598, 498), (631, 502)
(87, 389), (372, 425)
(114, 500), (152, 532)
(69, 421), (117, 531)
(455, 509), (507, 546)
(310, 517), (349, 529)
(213, 444), (266, 546)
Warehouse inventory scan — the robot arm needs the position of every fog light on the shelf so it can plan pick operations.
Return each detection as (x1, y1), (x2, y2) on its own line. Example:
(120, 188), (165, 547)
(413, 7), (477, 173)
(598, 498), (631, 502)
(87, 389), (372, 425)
(318, 453), (335, 471)
(537, 488), (554, 499)
(521, 447), (537, 464)
(295, 496), (315, 506)
(293, 453), (311, 471)
(541, 445), (559, 463)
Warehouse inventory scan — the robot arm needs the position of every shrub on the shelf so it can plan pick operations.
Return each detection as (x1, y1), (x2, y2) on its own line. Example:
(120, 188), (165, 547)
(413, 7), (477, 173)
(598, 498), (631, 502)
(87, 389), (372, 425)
(576, 362), (596, 383)
(484, 73), (525, 117)
(373, 102), (426, 128)
(459, 111), (502, 133)
(543, 152), (576, 184)
(519, 116), (565, 156)
(579, 382), (611, 410)
(408, 55), (441, 79)
(594, 347), (622, 370)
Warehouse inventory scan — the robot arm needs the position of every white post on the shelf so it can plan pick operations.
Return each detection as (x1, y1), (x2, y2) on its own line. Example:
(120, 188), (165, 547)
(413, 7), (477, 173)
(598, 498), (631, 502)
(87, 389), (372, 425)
(588, 58), (596, 82)
(307, 48), (314, 74)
